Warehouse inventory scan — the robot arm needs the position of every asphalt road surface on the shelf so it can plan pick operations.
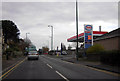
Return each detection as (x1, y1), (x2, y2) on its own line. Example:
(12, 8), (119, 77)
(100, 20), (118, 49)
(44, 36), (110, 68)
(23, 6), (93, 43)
(1, 55), (119, 81)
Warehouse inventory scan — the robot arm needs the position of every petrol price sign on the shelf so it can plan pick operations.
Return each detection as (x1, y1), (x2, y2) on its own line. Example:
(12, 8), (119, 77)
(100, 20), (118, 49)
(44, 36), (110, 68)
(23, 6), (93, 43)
(84, 24), (93, 48)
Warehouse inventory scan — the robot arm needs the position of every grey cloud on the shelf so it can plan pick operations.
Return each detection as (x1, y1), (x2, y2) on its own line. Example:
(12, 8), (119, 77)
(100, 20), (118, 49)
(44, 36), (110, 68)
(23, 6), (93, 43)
(2, 2), (75, 23)
(2, 2), (117, 24)
(78, 2), (118, 22)
(2, 2), (118, 49)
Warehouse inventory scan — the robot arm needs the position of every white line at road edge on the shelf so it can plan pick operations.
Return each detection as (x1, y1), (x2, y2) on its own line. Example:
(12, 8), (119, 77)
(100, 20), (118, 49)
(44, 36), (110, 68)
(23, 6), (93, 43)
(47, 64), (53, 69)
(56, 71), (69, 81)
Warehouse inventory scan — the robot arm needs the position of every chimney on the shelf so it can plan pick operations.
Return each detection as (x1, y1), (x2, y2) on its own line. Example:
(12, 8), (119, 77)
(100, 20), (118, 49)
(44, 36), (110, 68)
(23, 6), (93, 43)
(99, 26), (101, 32)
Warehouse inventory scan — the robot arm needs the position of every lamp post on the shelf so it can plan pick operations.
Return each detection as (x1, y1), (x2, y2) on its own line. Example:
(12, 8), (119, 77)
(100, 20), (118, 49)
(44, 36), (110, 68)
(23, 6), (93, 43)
(48, 25), (53, 50)
(76, 0), (79, 61)
(25, 33), (30, 54)
(26, 32), (30, 43)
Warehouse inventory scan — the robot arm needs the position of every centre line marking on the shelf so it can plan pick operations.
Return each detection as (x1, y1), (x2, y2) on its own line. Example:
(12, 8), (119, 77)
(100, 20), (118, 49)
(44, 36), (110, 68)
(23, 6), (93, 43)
(56, 71), (69, 81)
(47, 64), (53, 69)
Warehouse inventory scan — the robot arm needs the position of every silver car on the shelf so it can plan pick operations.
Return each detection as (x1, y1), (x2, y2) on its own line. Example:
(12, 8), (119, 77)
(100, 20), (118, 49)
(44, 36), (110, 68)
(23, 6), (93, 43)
(28, 51), (39, 60)
(62, 51), (67, 55)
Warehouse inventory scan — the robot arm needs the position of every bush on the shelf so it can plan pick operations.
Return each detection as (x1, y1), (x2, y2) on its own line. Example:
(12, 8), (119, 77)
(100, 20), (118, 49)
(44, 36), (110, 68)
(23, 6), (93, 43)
(6, 48), (13, 52)
(86, 44), (105, 54)
(13, 46), (20, 51)
(5, 46), (20, 58)
(77, 49), (87, 58)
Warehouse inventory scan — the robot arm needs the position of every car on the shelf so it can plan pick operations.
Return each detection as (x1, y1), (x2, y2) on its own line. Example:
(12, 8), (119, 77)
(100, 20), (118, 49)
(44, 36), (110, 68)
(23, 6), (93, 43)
(61, 51), (67, 55)
(43, 53), (48, 54)
(56, 52), (61, 55)
(28, 51), (39, 60)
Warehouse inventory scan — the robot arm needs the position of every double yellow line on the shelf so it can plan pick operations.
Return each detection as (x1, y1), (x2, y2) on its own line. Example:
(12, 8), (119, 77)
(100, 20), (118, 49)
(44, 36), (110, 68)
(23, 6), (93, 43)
(0, 58), (26, 80)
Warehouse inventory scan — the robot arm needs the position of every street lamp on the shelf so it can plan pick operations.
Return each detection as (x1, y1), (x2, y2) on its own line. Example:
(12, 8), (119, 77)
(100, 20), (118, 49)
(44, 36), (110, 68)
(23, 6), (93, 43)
(25, 33), (30, 53)
(26, 32), (30, 43)
(48, 25), (53, 50)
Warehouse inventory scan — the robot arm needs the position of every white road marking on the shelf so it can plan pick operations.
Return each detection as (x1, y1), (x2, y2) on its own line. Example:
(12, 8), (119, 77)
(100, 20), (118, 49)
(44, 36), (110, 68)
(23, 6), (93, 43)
(45, 55), (74, 65)
(56, 71), (69, 81)
(47, 64), (53, 69)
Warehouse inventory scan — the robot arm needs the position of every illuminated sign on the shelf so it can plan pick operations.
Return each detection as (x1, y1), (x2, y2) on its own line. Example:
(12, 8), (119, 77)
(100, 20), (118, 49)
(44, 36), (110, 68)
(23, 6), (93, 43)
(84, 24), (93, 48)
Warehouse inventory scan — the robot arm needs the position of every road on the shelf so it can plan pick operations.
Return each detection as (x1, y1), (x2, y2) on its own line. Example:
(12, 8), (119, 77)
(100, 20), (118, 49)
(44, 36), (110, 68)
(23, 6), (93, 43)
(1, 55), (119, 81)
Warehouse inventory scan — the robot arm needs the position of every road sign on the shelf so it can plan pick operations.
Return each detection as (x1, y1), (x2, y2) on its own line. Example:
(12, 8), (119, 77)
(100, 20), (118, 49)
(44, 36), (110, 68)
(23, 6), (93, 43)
(84, 24), (93, 48)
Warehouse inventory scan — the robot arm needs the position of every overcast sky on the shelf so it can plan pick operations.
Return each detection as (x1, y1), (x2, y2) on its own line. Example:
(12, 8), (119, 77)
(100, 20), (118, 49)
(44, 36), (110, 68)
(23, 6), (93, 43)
(1, 0), (119, 50)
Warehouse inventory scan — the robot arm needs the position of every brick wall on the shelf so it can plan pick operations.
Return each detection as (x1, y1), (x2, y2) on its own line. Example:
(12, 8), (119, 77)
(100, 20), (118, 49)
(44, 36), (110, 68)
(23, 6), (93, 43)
(94, 37), (120, 51)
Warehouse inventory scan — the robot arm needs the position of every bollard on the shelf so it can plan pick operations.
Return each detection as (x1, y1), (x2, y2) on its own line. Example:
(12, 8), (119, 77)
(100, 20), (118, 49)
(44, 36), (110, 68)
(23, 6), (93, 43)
(57, 53), (59, 57)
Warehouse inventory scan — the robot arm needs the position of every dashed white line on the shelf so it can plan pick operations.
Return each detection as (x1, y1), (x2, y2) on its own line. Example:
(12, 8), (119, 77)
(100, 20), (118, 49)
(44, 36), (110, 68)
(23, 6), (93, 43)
(45, 56), (74, 65)
(56, 71), (69, 81)
(47, 64), (53, 69)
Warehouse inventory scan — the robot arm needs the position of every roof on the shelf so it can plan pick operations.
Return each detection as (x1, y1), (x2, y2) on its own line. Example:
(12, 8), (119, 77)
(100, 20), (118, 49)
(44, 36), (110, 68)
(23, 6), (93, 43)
(67, 31), (108, 42)
(94, 28), (120, 41)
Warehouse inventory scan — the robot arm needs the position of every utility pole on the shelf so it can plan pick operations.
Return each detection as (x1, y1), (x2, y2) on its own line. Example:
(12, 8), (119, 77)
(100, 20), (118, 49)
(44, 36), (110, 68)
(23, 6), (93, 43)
(26, 33), (27, 43)
(0, 27), (2, 57)
(57, 46), (58, 52)
(48, 25), (53, 50)
(61, 43), (63, 55)
(76, 0), (79, 61)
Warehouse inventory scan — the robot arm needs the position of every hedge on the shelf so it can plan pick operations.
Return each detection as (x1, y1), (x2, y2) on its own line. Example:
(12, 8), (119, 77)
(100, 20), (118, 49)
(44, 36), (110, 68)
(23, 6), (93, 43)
(100, 50), (120, 66)
(86, 44), (105, 54)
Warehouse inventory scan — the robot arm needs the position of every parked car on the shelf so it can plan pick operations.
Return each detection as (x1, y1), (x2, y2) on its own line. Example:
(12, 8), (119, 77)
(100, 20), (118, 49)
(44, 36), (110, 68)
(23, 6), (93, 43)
(48, 50), (55, 55)
(28, 51), (39, 60)
(56, 52), (61, 55)
(61, 51), (67, 55)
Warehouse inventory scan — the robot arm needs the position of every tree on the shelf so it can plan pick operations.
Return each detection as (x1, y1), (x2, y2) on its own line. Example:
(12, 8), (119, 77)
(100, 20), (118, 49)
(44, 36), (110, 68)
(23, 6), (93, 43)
(42, 46), (49, 53)
(61, 43), (66, 51)
(68, 44), (72, 50)
(2, 20), (20, 43)
(63, 44), (66, 50)
(24, 38), (32, 47)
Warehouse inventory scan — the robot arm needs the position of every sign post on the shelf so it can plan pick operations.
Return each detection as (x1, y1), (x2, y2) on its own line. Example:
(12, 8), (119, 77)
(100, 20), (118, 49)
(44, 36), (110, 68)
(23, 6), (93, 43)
(84, 24), (93, 48)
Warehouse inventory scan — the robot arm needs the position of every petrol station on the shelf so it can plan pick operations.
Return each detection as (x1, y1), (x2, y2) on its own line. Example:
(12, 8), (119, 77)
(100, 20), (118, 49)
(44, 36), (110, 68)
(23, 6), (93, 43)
(67, 31), (108, 42)
(67, 25), (108, 48)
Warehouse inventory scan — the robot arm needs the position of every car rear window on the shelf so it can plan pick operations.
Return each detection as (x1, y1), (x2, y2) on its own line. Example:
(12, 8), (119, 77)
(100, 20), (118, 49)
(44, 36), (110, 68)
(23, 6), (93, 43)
(29, 51), (37, 54)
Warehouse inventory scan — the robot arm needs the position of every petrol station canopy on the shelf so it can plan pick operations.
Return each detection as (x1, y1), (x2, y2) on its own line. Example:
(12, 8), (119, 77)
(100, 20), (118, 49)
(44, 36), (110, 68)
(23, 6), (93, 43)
(67, 31), (108, 42)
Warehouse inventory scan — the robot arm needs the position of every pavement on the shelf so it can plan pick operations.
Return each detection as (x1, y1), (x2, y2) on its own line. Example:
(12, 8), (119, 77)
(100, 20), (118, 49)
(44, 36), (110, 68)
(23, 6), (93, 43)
(60, 54), (120, 74)
(2, 56), (26, 73)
